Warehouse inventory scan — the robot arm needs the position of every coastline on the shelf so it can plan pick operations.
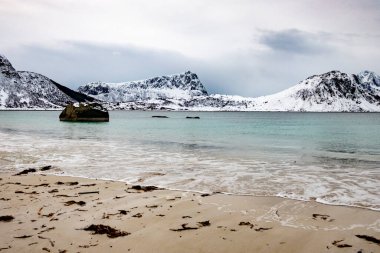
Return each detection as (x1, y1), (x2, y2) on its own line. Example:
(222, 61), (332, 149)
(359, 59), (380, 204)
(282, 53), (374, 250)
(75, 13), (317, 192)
(46, 171), (380, 212)
(1, 108), (380, 113)
(1, 172), (379, 253)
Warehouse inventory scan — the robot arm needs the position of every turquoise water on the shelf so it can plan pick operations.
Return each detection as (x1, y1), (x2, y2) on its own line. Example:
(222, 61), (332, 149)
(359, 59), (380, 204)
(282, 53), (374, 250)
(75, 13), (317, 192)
(0, 111), (379, 210)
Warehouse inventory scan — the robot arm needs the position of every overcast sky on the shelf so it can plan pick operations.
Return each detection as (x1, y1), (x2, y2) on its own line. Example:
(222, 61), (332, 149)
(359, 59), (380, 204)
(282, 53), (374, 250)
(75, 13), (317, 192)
(1, 0), (380, 96)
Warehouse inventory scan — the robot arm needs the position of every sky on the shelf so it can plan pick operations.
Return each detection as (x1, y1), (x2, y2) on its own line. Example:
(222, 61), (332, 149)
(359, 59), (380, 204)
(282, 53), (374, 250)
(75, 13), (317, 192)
(1, 0), (380, 96)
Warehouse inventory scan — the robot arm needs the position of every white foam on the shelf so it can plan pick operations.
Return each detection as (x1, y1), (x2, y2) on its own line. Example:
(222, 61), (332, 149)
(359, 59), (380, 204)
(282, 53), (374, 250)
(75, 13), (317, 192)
(0, 130), (379, 211)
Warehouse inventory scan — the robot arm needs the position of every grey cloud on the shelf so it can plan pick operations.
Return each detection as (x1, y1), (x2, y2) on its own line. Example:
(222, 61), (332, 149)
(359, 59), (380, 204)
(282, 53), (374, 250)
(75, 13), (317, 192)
(3, 38), (380, 98)
(4, 42), (283, 96)
(1, 1), (380, 98)
(259, 29), (331, 55)
(5, 42), (227, 94)
(7, 42), (195, 87)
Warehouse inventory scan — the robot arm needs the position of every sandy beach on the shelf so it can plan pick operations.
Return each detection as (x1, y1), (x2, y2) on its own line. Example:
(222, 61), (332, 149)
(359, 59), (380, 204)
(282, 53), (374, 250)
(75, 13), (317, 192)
(0, 170), (379, 253)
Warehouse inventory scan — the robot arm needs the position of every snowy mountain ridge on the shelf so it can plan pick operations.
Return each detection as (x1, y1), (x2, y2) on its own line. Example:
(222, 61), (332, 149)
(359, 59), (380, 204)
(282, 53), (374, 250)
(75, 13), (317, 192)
(78, 71), (208, 103)
(81, 70), (380, 112)
(248, 70), (380, 112)
(0, 54), (379, 111)
(0, 55), (94, 109)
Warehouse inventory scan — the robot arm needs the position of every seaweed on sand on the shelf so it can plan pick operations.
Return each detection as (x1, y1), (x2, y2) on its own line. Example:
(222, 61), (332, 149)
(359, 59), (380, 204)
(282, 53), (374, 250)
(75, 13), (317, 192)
(0, 215), (14, 222)
(355, 235), (380, 245)
(83, 224), (130, 238)
(14, 168), (36, 176)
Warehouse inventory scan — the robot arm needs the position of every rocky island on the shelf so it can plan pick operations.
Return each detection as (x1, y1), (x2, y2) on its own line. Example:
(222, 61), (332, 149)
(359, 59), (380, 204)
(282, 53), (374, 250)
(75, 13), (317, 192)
(59, 103), (109, 122)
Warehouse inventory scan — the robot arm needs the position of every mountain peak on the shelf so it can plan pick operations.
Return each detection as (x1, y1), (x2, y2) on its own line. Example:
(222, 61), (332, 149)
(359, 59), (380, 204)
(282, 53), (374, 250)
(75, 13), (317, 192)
(78, 71), (208, 103)
(183, 70), (197, 76)
(0, 54), (18, 78)
(0, 53), (94, 109)
(319, 70), (347, 78)
(0, 54), (13, 68)
(0, 54), (8, 61)
(1, 52), (379, 111)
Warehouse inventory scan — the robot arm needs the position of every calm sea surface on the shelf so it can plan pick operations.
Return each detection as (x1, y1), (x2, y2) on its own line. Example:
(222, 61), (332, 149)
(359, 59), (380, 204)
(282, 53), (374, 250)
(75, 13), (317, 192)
(0, 111), (379, 210)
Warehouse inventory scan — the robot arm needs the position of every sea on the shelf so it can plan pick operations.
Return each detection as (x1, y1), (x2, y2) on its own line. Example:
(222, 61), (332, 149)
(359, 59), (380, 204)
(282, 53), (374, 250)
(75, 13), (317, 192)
(0, 111), (379, 210)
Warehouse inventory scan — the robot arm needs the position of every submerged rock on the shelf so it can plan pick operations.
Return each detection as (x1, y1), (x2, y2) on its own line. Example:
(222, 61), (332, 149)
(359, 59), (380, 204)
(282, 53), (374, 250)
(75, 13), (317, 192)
(59, 103), (109, 122)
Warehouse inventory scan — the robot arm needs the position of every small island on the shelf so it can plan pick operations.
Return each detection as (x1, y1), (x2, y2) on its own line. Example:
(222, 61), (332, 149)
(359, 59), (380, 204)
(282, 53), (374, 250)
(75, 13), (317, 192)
(59, 103), (109, 122)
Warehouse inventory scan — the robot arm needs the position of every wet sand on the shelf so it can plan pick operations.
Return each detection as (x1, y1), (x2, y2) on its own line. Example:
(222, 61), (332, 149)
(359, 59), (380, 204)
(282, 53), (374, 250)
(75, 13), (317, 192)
(0, 171), (379, 253)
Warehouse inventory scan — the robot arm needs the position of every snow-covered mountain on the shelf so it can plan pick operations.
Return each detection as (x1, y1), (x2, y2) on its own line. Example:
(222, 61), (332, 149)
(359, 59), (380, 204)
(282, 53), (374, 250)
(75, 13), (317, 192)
(78, 71), (208, 103)
(80, 70), (380, 112)
(250, 70), (380, 112)
(0, 55), (94, 109)
(1, 53), (379, 111)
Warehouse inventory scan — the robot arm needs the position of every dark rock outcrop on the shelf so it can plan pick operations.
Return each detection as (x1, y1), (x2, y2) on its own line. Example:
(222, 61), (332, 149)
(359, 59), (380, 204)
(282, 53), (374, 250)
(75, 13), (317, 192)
(59, 103), (109, 122)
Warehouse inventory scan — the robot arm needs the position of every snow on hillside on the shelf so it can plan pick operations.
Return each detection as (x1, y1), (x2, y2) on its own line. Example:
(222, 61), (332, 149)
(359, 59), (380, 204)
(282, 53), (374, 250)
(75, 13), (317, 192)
(1, 53), (379, 111)
(251, 71), (380, 112)
(78, 71), (208, 103)
(85, 70), (380, 112)
(0, 55), (93, 109)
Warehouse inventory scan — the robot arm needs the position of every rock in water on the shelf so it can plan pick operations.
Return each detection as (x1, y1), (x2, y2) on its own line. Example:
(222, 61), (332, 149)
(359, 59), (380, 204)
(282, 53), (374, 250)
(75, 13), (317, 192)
(59, 103), (109, 122)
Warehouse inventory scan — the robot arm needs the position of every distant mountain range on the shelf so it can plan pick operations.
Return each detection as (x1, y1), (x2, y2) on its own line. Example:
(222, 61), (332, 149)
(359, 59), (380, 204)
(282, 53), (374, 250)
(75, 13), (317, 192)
(1, 54), (379, 111)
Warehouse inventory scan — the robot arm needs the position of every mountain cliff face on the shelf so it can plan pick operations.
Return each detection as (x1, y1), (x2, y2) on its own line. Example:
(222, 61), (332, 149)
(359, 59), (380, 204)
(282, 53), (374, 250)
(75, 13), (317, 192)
(1, 54), (379, 111)
(250, 70), (380, 112)
(0, 55), (94, 109)
(80, 70), (380, 112)
(78, 71), (208, 103)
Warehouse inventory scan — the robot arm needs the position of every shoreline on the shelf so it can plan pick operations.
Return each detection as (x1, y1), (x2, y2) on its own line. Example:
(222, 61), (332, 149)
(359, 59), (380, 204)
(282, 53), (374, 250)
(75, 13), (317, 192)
(1, 172), (379, 252)
(1, 109), (380, 113)
(48, 171), (380, 212)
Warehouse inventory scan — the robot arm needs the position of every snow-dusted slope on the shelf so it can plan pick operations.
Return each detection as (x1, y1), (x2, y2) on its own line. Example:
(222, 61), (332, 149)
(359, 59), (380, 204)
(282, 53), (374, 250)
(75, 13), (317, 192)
(251, 70), (380, 112)
(1, 52), (379, 111)
(78, 71), (208, 103)
(0, 55), (94, 109)
(80, 70), (380, 112)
